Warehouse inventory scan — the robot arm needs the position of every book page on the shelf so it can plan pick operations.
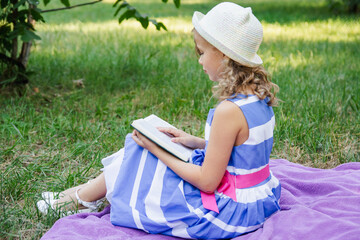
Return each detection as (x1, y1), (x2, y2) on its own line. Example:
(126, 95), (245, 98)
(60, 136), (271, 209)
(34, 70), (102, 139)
(144, 115), (175, 129)
(132, 115), (193, 161)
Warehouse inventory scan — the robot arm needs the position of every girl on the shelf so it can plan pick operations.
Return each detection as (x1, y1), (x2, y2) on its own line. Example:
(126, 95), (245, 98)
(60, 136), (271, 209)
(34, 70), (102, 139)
(37, 2), (281, 239)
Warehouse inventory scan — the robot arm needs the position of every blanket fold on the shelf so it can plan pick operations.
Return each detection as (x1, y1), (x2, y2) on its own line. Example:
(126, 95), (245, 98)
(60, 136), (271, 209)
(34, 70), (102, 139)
(41, 159), (360, 240)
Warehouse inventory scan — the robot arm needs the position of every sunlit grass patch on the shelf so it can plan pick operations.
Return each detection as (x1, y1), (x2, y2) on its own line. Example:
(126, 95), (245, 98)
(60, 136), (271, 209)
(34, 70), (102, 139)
(264, 19), (360, 42)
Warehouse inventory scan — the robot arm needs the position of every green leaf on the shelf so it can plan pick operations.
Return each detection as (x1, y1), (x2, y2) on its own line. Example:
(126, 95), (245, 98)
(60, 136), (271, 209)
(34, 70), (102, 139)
(43, 0), (50, 6)
(60, 0), (70, 7)
(156, 22), (167, 31)
(114, 1), (128, 17)
(173, 0), (180, 8)
(118, 9), (135, 24)
(0, 25), (11, 35)
(136, 13), (149, 29)
(162, 0), (168, 3)
(3, 40), (12, 52)
(0, 25), (12, 52)
(13, 0), (27, 9)
(113, 0), (122, 7)
(20, 29), (41, 42)
(150, 19), (167, 31)
(139, 18), (149, 29)
(17, 9), (30, 21)
(134, 11), (147, 19)
(30, 8), (44, 22)
(8, 26), (20, 40)
(27, 0), (39, 5)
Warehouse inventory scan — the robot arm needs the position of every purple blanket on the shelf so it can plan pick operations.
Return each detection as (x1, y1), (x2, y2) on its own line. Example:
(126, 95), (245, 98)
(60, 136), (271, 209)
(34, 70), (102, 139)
(41, 159), (360, 240)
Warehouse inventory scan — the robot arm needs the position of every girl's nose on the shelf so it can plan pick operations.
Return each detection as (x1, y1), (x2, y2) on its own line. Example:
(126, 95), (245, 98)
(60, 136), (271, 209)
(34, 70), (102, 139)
(198, 57), (203, 65)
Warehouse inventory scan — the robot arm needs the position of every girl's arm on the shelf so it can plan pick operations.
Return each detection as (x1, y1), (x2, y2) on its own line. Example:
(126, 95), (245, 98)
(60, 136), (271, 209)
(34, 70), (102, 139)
(132, 101), (248, 193)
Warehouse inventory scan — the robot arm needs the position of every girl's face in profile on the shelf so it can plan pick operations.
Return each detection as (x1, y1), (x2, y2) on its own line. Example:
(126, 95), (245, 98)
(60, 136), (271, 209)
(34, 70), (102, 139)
(194, 31), (225, 82)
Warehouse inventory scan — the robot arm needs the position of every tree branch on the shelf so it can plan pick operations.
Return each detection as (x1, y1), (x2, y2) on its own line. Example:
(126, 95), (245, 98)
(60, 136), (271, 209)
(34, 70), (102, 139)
(41, 0), (102, 13)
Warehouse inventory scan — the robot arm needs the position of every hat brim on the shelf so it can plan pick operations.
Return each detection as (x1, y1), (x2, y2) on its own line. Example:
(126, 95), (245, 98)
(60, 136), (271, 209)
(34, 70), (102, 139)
(192, 11), (262, 67)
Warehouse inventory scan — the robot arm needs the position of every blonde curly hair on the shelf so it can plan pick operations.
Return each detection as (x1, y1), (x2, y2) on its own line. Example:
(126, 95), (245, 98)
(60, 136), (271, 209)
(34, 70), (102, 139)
(213, 58), (279, 106)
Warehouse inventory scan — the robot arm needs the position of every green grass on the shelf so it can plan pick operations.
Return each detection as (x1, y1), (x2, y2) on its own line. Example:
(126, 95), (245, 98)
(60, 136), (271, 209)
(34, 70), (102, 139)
(0, 0), (359, 238)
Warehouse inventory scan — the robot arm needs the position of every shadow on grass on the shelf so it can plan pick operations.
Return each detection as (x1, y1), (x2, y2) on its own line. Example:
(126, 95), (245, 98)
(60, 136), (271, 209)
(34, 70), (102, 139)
(141, 0), (350, 24)
(40, 0), (358, 25)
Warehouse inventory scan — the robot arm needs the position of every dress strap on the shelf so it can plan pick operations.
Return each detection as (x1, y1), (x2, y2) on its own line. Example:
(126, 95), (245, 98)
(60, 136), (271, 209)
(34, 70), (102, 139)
(231, 95), (259, 107)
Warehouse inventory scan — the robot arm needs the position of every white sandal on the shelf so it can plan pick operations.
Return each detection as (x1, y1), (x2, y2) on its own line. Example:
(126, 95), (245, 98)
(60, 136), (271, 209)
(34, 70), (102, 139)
(37, 189), (102, 216)
(37, 191), (59, 214)
(37, 199), (56, 215)
(41, 192), (59, 203)
(37, 181), (104, 216)
(36, 198), (92, 216)
(74, 188), (104, 211)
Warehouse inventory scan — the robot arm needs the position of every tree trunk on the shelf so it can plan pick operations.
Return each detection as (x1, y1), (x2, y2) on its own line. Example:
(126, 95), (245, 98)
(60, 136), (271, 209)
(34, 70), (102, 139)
(18, 4), (35, 68)
(19, 42), (32, 68)
(11, 38), (18, 60)
(10, 0), (18, 60)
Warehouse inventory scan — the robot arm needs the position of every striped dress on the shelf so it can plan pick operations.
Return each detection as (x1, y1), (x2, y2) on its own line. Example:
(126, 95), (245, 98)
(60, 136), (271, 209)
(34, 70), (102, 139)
(103, 94), (281, 239)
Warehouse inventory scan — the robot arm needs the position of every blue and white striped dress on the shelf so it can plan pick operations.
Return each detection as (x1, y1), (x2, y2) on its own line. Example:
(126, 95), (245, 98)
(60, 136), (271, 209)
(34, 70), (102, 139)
(102, 94), (281, 239)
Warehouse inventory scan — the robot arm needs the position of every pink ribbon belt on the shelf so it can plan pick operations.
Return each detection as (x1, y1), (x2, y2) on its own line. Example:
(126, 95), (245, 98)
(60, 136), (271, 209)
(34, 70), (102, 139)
(200, 164), (270, 213)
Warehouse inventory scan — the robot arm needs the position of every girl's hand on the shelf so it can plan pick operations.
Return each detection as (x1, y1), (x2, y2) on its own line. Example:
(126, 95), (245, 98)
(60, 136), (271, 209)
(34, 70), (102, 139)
(132, 130), (159, 152)
(157, 127), (206, 149)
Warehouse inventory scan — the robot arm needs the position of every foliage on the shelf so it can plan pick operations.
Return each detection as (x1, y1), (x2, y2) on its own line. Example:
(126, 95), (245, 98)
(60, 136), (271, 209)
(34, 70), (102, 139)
(0, 0), (45, 85)
(0, 0), (180, 86)
(113, 0), (166, 30)
(327, 0), (360, 13)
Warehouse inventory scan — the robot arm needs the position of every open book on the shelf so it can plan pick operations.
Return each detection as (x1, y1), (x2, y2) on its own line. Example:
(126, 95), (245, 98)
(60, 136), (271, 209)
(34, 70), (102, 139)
(131, 114), (193, 162)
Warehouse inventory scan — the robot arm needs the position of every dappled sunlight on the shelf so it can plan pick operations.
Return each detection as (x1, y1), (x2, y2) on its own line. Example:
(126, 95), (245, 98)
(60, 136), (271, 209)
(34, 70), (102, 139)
(37, 17), (359, 43)
(34, 17), (193, 55)
(104, 0), (212, 5)
(34, 23), (194, 67)
(264, 20), (360, 43)
(38, 20), (148, 33)
(160, 18), (193, 33)
(37, 17), (193, 34)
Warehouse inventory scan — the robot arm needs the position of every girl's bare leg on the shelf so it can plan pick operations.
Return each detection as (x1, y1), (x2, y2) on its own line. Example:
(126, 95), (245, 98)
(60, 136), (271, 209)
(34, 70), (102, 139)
(57, 183), (87, 197)
(54, 173), (106, 211)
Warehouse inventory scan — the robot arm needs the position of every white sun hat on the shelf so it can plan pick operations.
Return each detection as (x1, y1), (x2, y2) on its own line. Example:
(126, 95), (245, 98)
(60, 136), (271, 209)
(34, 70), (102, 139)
(192, 2), (263, 67)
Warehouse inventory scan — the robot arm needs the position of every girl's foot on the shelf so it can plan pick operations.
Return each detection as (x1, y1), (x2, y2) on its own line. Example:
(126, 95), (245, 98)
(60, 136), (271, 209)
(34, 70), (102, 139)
(73, 188), (103, 211)
(37, 174), (107, 216)
(36, 198), (93, 216)
(36, 198), (56, 215)
(36, 189), (104, 216)
(37, 191), (60, 214)
(41, 191), (59, 203)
